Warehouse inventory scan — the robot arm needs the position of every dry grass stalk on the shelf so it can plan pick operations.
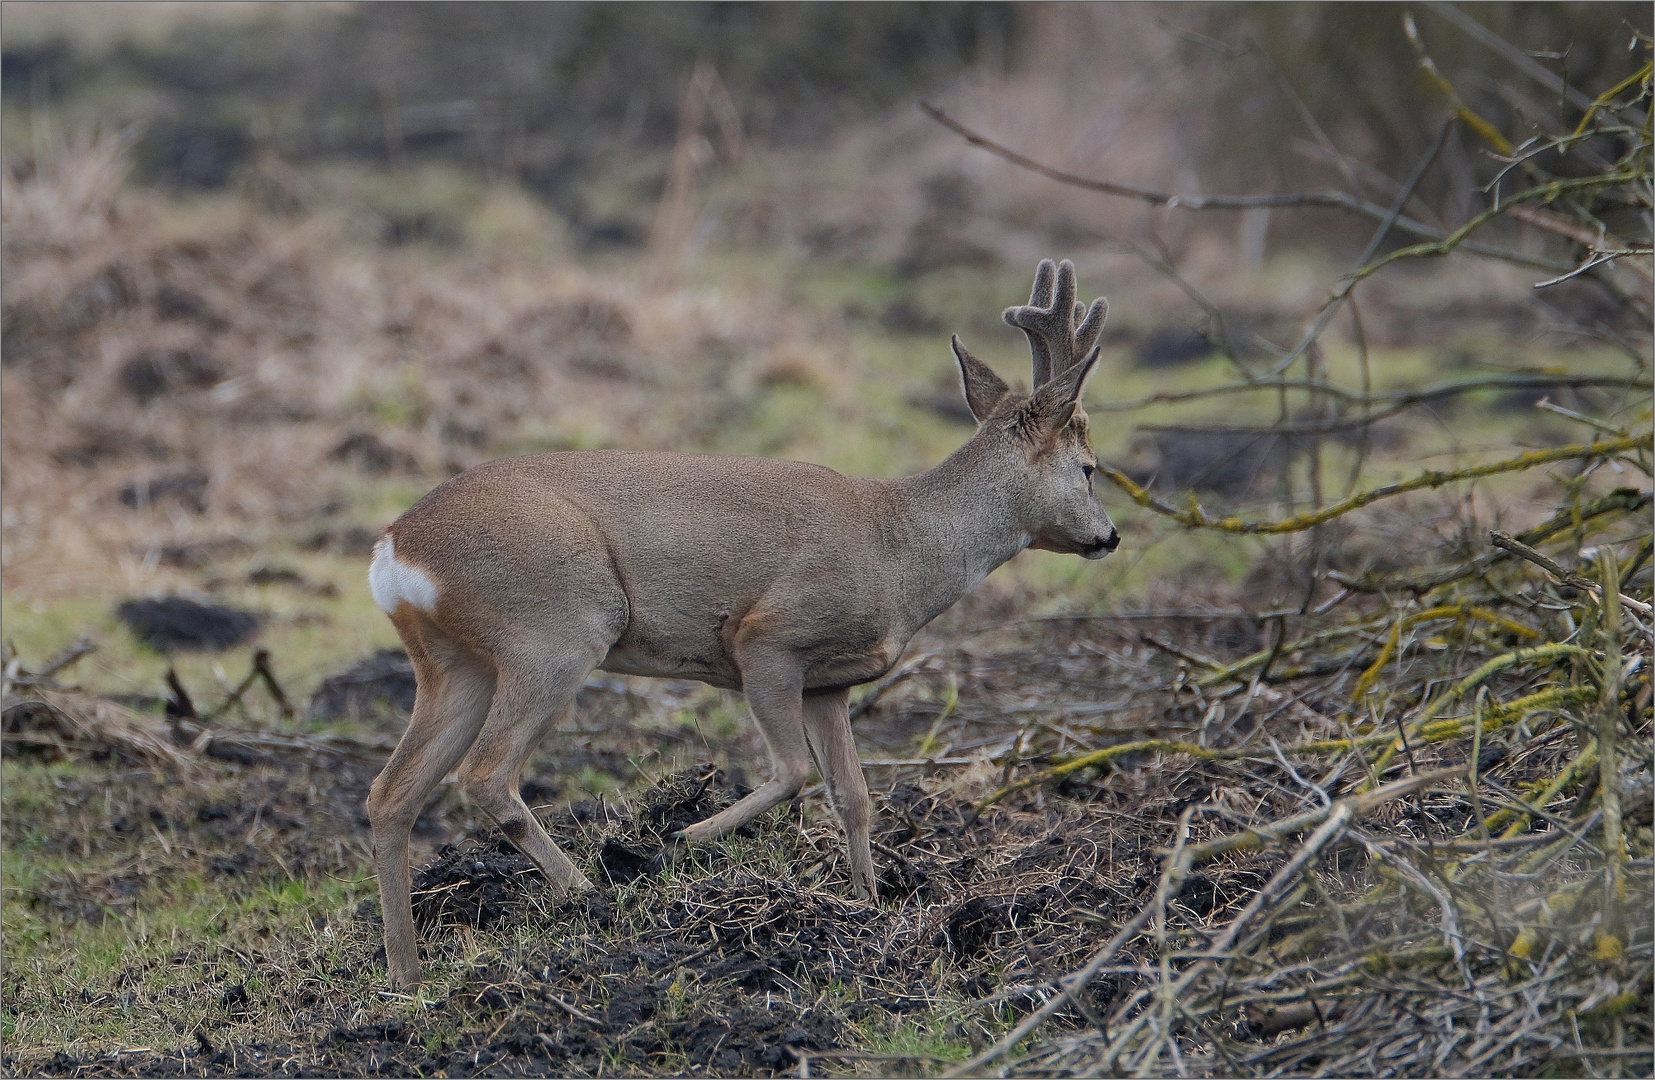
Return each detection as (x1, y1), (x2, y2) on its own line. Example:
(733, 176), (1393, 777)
(650, 60), (743, 279)
(2, 688), (189, 770)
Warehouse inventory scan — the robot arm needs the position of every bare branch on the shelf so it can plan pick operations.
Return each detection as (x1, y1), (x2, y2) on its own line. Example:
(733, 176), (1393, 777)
(1422, 2), (1601, 117)
(919, 102), (1574, 273)
(1087, 371), (1640, 413)
(1101, 434), (1651, 534)
(1490, 530), (1653, 616)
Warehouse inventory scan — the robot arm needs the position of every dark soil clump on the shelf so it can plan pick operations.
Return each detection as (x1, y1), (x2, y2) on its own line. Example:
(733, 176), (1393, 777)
(118, 346), (224, 402)
(411, 835), (542, 930)
(596, 836), (654, 885)
(117, 469), (211, 513)
(1134, 427), (1290, 497)
(307, 649), (417, 724)
(1134, 324), (1215, 367)
(327, 431), (421, 475)
(636, 765), (739, 834)
(115, 596), (263, 651)
(297, 526), (379, 556)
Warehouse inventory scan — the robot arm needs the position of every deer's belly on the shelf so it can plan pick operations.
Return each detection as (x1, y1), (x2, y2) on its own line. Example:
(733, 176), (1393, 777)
(598, 622), (904, 695)
(598, 636), (742, 689)
(801, 642), (903, 692)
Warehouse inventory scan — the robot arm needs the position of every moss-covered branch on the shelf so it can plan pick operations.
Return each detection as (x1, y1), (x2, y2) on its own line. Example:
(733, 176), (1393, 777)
(1100, 435), (1650, 534)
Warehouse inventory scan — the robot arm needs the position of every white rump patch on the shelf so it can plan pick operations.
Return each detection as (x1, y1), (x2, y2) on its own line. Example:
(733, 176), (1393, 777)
(368, 535), (439, 614)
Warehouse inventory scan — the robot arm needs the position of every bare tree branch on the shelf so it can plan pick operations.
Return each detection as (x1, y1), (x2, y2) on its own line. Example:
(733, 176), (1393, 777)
(1087, 371), (1640, 413)
(1422, 1), (1623, 119)
(919, 102), (1575, 273)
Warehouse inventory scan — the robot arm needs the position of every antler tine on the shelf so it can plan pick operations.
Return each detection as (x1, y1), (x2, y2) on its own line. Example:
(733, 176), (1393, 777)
(1003, 258), (1108, 388)
(1074, 296), (1109, 357)
(1051, 259), (1077, 326)
(1007, 259), (1058, 386)
(1028, 258), (1056, 307)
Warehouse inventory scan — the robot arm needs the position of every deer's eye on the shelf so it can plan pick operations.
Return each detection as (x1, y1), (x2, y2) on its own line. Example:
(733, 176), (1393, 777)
(1082, 464), (1094, 478)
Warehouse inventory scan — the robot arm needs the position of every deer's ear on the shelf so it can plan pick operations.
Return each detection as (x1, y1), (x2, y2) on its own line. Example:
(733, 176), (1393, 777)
(1023, 346), (1099, 438)
(952, 335), (1010, 423)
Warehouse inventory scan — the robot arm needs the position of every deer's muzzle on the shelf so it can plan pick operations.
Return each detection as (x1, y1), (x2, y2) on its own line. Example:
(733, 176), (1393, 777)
(1081, 528), (1120, 558)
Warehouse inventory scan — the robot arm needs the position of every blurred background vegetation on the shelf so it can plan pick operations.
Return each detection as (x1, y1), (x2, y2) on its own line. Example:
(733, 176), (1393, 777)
(3, 3), (1646, 239)
(5, 2), (1019, 243)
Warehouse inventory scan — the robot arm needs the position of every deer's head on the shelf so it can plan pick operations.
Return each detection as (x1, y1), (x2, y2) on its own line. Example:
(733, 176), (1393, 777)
(952, 259), (1119, 559)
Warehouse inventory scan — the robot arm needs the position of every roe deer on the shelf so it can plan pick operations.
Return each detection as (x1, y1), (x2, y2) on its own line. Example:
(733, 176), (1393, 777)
(366, 259), (1117, 986)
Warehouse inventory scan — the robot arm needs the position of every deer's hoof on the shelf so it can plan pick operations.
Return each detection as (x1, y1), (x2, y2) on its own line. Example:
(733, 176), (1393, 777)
(387, 963), (423, 990)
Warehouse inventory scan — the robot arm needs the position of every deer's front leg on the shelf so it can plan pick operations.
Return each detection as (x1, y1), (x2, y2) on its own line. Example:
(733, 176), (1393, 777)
(674, 650), (811, 847)
(801, 688), (875, 900)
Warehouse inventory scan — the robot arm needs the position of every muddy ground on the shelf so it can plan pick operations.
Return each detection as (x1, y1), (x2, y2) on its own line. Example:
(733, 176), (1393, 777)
(2, 733), (1259, 1078)
(9, 537), (1651, 1079)
(4, 606), (1313, 1079)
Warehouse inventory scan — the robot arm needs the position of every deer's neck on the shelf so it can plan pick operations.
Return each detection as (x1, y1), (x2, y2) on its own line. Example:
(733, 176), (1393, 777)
(884, 439), (1027, 624)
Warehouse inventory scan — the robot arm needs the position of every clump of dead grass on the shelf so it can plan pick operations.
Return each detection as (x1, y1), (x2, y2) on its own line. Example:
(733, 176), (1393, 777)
(0, 131), (850, 612)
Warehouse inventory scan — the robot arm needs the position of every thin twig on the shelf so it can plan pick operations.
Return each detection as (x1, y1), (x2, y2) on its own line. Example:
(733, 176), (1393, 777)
(1086, 371), (1639, 414)
(1100, 434), (1650, 535)
(1490, 530), (1653, 616)
(35, 635), (97, 681)
(919, 102), (1572, 273)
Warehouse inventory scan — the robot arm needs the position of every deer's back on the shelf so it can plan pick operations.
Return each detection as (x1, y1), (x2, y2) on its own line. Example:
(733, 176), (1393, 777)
(389, 451), (905, 687)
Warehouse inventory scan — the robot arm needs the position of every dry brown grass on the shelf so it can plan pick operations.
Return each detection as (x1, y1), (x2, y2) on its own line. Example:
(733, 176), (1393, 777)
(0, 131), (860, 612)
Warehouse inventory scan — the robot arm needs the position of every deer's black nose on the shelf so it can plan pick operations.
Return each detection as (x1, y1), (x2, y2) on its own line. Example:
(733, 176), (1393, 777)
(1100, 529), (1119, 551)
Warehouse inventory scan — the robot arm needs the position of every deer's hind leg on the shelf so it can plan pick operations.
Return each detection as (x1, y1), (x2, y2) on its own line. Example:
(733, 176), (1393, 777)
(368, 611), (497, 987)
(456, 626), (617, 897)
(442, 506), (627, 898)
